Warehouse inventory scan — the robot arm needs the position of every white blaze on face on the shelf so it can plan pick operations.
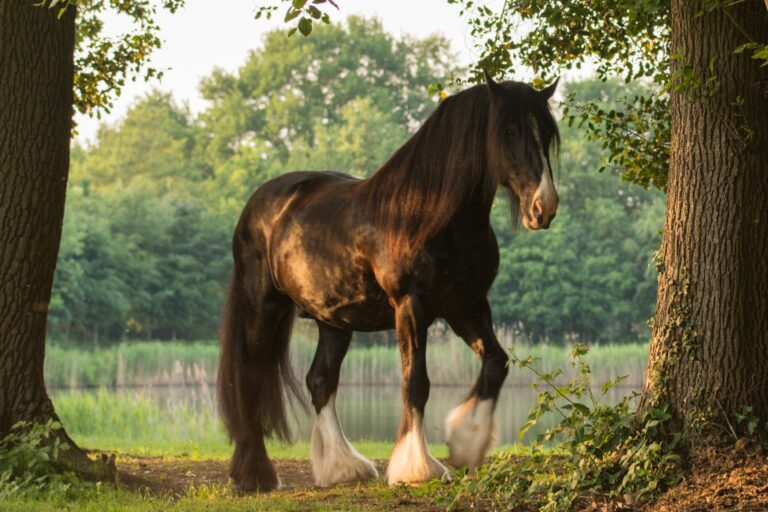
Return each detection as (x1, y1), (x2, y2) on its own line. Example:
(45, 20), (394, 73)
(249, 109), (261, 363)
(529, 115), (557, 218)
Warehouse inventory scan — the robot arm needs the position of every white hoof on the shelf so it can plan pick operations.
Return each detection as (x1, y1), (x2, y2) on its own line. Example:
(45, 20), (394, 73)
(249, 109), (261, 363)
(387, 410), (448, 485)
(311, 394), (379, 487)
(445, 397), (496, 473)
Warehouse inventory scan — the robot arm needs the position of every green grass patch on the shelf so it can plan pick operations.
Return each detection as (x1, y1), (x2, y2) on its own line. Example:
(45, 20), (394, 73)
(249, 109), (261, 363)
(4, 480), (441, 512)
(72, 437), (451, 461)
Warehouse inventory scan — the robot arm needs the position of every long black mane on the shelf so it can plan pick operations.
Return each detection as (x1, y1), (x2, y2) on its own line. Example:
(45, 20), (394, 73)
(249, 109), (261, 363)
(355, 81), (559, 253)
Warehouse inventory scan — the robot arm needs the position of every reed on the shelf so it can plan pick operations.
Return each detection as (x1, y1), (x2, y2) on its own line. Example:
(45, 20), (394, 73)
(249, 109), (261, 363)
(51, 388), (454, 460)
(46, 322), (648, 390)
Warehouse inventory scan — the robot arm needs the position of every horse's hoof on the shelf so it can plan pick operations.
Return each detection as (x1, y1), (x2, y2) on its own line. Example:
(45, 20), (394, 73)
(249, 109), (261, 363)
(445, 398), (496, 472)
(312, 452), (378, 487)
(232, 471), (281, 493)
(230, 459), (281, 493)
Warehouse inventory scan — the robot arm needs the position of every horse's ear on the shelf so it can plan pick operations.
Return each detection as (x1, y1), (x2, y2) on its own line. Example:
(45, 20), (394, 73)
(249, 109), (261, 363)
(484, 69), (504, 96)
(540, 77), (560, 100)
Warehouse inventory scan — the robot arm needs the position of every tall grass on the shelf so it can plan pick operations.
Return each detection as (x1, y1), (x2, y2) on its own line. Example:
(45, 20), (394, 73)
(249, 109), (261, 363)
(46, 321), (648, 389)
(54, 386), (226, 457)
(45, 342), (219, 388)
(52, 387), (452, 460)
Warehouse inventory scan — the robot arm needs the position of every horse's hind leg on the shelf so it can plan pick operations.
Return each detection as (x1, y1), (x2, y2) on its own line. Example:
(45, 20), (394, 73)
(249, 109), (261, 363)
(219, 235), (298, 493)
(387, 294), (447, 485)
(444, 299), (509, 474)
(307, 322), (378, 487)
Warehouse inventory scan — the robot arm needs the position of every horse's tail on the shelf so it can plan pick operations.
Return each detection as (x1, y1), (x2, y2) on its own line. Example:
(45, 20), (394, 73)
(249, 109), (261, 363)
(217, 235), (301, 490)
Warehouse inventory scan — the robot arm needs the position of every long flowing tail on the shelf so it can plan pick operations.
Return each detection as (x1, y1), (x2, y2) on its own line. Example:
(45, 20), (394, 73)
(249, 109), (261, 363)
(216, 246), (301, 490)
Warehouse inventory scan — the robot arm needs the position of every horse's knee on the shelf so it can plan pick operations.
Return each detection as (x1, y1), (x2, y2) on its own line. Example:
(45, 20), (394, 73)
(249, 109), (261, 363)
(407, 369), (430, 411)
(480, 352), (508, 397)
(306, 370), (332, 413)
(490, 352), (509, 380)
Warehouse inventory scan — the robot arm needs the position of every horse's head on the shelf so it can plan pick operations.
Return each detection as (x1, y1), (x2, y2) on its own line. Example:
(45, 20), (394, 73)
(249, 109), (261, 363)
(485, 73), (560, 230)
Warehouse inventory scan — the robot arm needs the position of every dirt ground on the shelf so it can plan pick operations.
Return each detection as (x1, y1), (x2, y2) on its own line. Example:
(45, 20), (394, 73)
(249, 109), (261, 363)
(118, 456), (321, 496)
(113, 444), (768, 511)
(641, 439), (768, 512)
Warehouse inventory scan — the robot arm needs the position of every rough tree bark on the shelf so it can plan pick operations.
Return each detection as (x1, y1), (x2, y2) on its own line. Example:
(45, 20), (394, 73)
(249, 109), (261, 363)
(644, 1), (768, 438)
(0, 2), (111, 478)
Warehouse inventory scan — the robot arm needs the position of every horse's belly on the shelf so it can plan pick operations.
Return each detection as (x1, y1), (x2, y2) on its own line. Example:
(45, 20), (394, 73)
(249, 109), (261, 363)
(275, 249), (393, 332)
(323, 300), (395, 332)
(295, 285), (394, 332)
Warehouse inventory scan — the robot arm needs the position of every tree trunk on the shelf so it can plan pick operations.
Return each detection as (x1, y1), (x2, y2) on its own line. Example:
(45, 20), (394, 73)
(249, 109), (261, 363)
(643, 1), (768, 440)
(0, 1), (111, 478)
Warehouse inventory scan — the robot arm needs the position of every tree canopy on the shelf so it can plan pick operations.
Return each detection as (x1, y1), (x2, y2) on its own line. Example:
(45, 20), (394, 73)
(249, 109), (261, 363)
(49, 18), (664, 345)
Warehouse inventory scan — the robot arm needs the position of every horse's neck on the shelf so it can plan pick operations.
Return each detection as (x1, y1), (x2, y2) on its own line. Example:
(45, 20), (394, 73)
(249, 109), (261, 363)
(447, 180), (495, 234)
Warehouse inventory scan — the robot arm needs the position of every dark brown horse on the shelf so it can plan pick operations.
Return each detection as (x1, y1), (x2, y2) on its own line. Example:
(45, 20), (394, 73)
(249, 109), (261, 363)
(217, 73), (560, 491)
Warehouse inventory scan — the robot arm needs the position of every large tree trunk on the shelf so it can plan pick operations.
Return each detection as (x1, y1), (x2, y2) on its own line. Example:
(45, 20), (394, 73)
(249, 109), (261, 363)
(0, 1), (110, 478)
(644, 1), (768, 439)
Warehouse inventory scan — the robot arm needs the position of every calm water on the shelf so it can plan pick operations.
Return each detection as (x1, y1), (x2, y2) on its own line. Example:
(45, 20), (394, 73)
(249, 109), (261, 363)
(103, 384), (636, 445)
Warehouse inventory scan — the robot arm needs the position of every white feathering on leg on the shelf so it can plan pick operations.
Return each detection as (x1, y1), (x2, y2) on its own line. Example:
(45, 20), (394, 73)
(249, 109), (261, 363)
(445, 397), (496, 473)
(387, 409), (448, 485)
(310, 393), (378, 487)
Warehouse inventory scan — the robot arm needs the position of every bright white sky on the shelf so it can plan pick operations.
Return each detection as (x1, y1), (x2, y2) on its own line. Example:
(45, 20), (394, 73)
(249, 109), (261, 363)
(74, 0), (497, 143)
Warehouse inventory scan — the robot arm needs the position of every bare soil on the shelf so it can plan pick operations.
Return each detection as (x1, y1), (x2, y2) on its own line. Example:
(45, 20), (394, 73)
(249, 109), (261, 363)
(117, 456), (320, 496)
(641, 439), (768, 512)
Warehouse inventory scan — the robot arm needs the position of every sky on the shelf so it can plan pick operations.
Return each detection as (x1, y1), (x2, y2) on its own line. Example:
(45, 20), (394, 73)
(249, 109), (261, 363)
(74, 0), (492, 143)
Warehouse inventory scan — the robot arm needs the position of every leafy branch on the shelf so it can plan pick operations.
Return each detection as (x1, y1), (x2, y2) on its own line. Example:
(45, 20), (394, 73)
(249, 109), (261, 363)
(255, 0), (338, 37)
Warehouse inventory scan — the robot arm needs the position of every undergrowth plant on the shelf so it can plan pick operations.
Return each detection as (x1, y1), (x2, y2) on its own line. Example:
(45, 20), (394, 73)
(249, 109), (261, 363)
(440, 344), (682, 511)
(0, 419), (83, 498)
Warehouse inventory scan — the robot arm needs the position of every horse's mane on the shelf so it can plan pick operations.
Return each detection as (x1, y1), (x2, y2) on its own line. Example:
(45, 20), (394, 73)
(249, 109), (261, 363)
(355, 81), (559, 255)
(355, 84), (496, 254)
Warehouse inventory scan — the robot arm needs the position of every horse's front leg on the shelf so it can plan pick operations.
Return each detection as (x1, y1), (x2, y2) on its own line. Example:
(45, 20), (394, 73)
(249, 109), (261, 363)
(307, 322), (378, 487)
(387, 294), (448, 485)
(445, 299), (509, 474)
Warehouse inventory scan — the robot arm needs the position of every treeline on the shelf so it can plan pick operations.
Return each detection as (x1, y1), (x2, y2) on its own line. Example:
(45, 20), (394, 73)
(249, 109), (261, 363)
(50, 17), (664, 345)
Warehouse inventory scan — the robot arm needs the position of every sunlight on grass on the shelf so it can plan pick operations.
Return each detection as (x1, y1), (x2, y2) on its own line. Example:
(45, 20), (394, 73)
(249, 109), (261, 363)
(74, 436), (459, 461)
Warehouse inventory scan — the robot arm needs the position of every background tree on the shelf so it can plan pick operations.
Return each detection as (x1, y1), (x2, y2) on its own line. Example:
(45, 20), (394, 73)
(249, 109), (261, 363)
(0, 0), (183, 476)
(0, 1), (97, 475)
(647, 1), (768, 436)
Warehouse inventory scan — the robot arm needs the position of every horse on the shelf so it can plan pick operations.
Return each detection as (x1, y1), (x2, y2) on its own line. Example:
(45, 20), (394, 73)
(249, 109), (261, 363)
(216, 72), (560, 492)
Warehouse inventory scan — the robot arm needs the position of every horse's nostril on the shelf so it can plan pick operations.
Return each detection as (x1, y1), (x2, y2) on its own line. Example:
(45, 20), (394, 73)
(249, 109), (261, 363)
(536, 214), (544, 225)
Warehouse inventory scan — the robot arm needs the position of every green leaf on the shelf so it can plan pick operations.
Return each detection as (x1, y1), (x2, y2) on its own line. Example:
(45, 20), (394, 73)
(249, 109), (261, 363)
(298, 18), (313, 37)
(292, 0), (308, 8)
(284, 8), (301, 22)
(572, 403), (590, 415)
(519, 418), (537, 440)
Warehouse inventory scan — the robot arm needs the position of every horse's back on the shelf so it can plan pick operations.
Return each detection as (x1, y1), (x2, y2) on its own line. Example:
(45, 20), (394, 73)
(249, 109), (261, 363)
(244, 170), (358, 216)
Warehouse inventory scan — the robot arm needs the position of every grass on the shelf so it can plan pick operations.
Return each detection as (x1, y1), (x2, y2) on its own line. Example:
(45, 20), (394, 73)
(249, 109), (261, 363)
(72, 437), (446, 461)
(3, 480), (442, 512)
(52, 387), (453, 460)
